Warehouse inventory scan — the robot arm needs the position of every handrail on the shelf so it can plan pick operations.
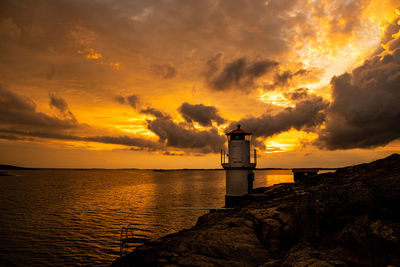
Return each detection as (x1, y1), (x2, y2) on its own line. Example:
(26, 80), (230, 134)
(120, 223), (151, 256)
(221, 149), (227, 164)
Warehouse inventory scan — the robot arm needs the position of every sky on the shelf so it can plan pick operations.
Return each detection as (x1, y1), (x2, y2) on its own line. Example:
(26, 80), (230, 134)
(0, 0), (399, 169)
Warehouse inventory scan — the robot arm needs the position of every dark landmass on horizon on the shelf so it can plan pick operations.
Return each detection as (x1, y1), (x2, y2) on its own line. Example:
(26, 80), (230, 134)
(0, 164), (35, 170)
(0, 164), (336, 171)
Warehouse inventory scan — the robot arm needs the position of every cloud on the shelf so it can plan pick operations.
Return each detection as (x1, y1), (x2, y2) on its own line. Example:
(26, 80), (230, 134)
(284, 88), (310, 101)
(115, 94), (141, 109)
(49, 94), (67, 112)
(178, 102), (225, 126)
(265, 69), (311, 90)
(140, 107), (170, 119)
(316, 38), (400, 149)
(0, 128), (163, 151)
(147, 117), (226, 153)
(152, 63), (177, 79)
(0, 85), (78, 130)
(83, 135), (161, 150)
(230, 90), (328, 141)
(163, 151), (185, 156)
(115, 95), (126, 104)
(126, 94), (140, 109)
(381, 17), (400, 45)
(115, 94), (170, 119)
(49, 93), (76, 121)
(205, 56), (278, 91)
(204, 53), (223, 81)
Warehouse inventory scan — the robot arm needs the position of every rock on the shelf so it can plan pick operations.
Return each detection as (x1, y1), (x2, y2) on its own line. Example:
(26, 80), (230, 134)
(113, 154), (400, 267)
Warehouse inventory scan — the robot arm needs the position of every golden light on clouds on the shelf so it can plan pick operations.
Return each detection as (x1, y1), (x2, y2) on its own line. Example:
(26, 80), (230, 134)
(260, 92), (293, 107)
(264, 141), (293, 153)
(84, 49), (102, 60)
(263, 130), (319, 154)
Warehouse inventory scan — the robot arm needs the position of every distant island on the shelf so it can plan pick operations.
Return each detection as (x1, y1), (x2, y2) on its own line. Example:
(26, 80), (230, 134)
(0, 164), (33, 170)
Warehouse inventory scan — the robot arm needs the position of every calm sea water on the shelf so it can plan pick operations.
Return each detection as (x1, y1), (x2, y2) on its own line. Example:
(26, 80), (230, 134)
(0, 169), (293, 266)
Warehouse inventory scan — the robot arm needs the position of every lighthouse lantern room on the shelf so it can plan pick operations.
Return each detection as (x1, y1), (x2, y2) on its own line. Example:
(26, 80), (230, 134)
(221, 125), (256, 207)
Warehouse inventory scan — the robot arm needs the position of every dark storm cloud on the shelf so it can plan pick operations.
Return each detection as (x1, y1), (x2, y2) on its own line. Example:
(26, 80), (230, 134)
(205, 57), (278, 91)
(284, 88), (310, 100)
(316, 41), (400, 149)
(147, 117), (226, 153)
(49, 94), (68, 113)
(265, 69), (310, 90)
(83, 135), (161, 150)
(0, 128), (162, 151)
(49, 93), (76, 121)
(0, 134), (28, 141)
(140, 107), (170, 119)
(0, 85), (78, 130)
(115, 94), (141, 109)
(152, 63), (177, 79)
(371, 17), (400, 56)
(230, 92), (328, 140)
(204, 53), (223, 81)
(126, 95), (140, 109)
(115, 95), (125, 104)
(381, 17), (400, 45)
(178, 102), (225, 126)
(115, 93), (170, 119)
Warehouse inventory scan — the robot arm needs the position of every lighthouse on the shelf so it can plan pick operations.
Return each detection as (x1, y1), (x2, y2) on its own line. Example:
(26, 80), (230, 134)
(221, 125), (256, 207)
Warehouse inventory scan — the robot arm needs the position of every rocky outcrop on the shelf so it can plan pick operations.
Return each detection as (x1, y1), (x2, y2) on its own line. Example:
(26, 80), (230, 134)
(113, 154), (400, 266)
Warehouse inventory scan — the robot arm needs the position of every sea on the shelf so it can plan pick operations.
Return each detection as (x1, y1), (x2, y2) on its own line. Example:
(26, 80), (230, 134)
(0, 169), (293, 266)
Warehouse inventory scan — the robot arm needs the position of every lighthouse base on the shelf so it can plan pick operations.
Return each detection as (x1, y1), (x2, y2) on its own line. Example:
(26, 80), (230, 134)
(225, 195), (246, 207)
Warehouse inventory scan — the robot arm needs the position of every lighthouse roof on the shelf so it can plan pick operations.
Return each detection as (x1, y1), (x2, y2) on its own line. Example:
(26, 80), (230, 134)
(226, 125), (252, 135)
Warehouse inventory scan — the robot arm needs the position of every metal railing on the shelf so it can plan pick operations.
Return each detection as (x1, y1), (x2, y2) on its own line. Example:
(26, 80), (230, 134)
(220, 149), (257, 165)
(120, 223), (151, 256)
(221, 149), (227, 164)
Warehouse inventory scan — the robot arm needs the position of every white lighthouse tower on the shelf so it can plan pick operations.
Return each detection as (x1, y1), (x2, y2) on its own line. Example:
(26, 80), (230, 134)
(221, 125), (256, 207)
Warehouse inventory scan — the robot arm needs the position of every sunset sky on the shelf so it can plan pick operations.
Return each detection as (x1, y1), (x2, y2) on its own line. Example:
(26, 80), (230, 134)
(0, 0), (399, 168)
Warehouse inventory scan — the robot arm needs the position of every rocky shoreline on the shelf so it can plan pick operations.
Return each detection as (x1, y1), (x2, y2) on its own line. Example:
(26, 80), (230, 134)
(113, 154), (400, 266)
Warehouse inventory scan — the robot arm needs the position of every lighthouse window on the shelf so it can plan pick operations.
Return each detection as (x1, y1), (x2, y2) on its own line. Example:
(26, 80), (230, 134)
(232, 134), (244, 140)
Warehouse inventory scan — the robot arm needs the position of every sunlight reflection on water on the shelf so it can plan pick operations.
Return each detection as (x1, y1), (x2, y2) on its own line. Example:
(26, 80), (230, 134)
(0, 169), (293, 266)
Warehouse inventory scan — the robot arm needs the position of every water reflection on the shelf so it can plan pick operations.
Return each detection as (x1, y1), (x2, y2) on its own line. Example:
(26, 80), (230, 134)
(0, 169), (293, 266)
(256, 169), (294, 187)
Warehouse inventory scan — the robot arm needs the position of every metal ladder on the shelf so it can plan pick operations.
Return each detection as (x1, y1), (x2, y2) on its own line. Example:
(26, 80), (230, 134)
(120, 223), (151, 256)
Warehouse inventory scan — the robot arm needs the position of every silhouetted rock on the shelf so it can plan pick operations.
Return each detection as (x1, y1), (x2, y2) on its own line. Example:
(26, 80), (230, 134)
(113, 154), (400, 266)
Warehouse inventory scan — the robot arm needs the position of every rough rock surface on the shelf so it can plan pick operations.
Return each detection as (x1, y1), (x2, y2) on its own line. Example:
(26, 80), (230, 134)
(113, 154), (400, 266)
